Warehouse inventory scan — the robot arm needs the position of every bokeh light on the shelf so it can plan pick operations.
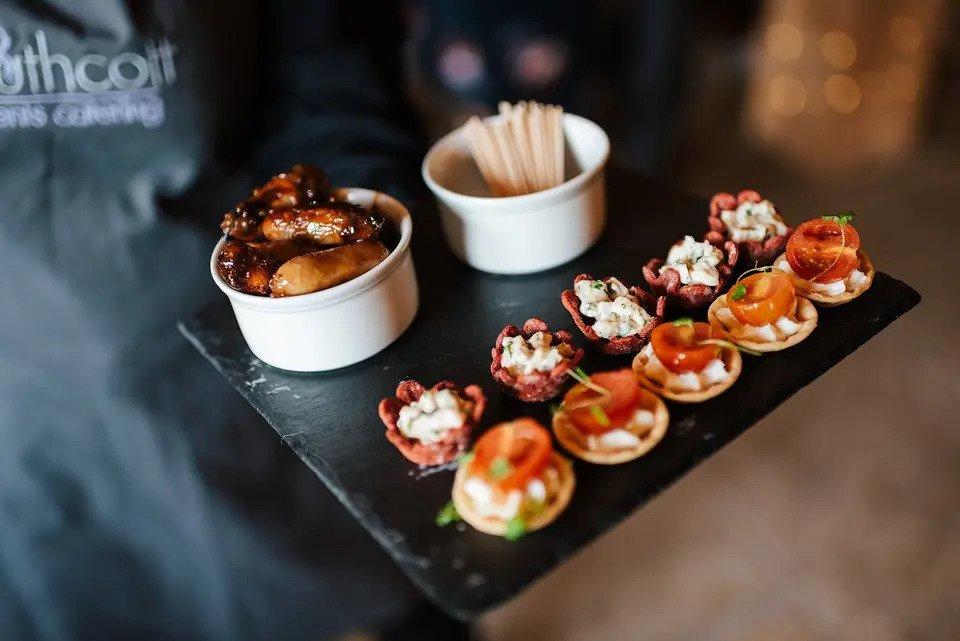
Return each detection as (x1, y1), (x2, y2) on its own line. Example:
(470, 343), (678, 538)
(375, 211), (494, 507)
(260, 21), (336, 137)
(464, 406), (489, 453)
(824, 74), (861, 114)
(819, 31), (857, 70)
(768, 75), (807, 116)
(765, 23), (804, 61)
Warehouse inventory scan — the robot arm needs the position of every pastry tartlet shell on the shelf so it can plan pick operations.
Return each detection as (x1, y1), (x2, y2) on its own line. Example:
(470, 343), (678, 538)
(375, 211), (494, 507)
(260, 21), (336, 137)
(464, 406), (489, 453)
(552, 387), (669, 465)
(452, 452), (575, 537)
(774, 250), (874, 307)
(707, 295), (818, 352)
(631, 346), (742, 403)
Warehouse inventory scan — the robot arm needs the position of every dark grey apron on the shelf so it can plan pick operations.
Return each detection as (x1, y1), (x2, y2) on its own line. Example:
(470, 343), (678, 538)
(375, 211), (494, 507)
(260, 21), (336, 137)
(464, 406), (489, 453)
(0, 3), (415, 639)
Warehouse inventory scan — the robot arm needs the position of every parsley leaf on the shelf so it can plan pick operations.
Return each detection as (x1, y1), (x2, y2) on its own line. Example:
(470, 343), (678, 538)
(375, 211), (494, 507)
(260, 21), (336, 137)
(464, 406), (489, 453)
(730, 283), (747, 301)
(436, 501), (461, 527)
(504, 516), (527, 541)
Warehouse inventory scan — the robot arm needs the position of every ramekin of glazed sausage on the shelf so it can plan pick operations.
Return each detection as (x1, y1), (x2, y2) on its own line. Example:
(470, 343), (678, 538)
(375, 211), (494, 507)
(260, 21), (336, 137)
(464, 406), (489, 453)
(210, 167), (418, 372)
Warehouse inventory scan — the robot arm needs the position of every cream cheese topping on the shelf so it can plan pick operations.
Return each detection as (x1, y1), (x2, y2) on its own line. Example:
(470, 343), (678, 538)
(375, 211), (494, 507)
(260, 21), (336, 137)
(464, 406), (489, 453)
(776, 257), (867, 295)
(714, 306), (801, 342)
(396, 389), (466, 444)
(660, 236), (724, 286)
(462, 467), (558, 520)
(640, 343), (730, 392)
(720, 199), (788, 243)
(574, 277), (653, 340)
(584, 408), (655, 451)
(501, 331), (567, 376)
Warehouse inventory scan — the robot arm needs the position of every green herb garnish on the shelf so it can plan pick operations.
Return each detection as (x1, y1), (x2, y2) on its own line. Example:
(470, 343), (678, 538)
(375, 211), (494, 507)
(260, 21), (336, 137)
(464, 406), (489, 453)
(673, 317), (694, 327)
(566, 367), (610, 396)
(699, 338), (762, 356)
(592, 281), (605, 290)
(504, 516), (527, 541)
(736, 264), (775, 283)
(589, 404), (611, 427)
(821, 211), (856, 226)
(458, 451), (475, 466)
(489, 456), (513, 480)
(436, 501), (461, 527)
(729, 283), (747, 301)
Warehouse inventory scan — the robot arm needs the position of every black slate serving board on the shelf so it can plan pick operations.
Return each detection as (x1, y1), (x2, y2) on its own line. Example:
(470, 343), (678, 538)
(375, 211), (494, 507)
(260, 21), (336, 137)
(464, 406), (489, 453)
(179, 168), (920, 619)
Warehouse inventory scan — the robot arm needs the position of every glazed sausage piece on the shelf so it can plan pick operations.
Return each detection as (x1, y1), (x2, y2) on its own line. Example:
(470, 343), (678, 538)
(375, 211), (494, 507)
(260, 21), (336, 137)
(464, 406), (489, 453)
(216, 240), (320, 295)
(252, 164), (331, 209)
(261, 201), (383, 245)
(220, 164), (333, 241)
(269, 241), (390, 297)
(221, 200), (269, 241)
(246, 240), (320, 265)
(216, 240), (275, 295)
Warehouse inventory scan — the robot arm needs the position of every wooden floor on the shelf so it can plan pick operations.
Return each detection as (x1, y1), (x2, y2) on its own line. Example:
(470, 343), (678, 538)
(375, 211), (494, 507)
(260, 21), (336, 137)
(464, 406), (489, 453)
(480, 143), (960, 640)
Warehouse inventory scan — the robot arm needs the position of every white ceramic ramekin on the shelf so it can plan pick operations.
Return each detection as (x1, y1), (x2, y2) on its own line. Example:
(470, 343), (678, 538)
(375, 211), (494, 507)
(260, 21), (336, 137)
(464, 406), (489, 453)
(422, 112), (610, 275)
(210, 188), (418, 372)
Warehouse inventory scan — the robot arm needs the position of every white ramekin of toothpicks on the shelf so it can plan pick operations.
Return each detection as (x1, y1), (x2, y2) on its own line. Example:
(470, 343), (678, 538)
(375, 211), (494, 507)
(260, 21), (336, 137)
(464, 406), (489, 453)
(422, 101), (610, 275)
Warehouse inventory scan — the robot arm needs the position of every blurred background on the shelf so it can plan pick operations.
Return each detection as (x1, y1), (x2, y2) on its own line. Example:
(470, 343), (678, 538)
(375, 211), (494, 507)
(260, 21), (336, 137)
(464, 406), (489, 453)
(0, 0), (957, 640)
(459, 2), (960, 640)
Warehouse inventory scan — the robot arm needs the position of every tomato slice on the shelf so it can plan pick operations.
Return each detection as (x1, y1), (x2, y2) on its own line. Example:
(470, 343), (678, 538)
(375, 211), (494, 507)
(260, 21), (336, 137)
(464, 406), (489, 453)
(564, 369), (641, 434)
(727, 271), (797, 326)
(785, 218), (860, 283)
(651, 321), (720, 374)
(470, 418), (552, 491)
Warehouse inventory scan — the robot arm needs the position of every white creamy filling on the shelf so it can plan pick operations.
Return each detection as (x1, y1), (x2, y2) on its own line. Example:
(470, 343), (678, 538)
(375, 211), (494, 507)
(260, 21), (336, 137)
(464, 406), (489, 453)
(501, 331), (565, 376)
(715, 307), (800, 343)
(720, 200), (788, 243)
(463, 469), (555, 520)
(641, 343), (730, 392)
(584, 407), (656, 452)
(659, 235), (724, 286)
(574, 277), (652, 340)
(776, 258), (867, 295)
(396, 389), (466, 444)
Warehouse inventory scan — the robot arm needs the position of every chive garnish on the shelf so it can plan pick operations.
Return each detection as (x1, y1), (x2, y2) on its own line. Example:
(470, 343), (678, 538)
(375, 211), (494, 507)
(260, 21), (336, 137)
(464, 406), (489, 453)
(589, 404), (610, 427)
(436, 501), (461, 527)
(504, 516), (527, 541)
(699, 338), (762, 356)
(489, 456), (512, 480)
